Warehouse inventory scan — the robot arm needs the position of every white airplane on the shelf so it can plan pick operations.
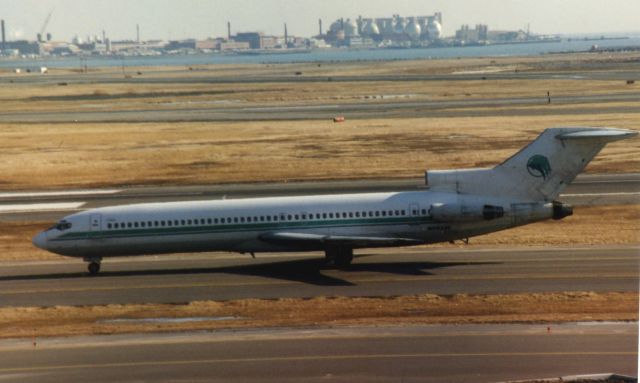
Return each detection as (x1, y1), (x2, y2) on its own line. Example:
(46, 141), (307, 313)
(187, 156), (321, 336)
(33, 127), (637, 275)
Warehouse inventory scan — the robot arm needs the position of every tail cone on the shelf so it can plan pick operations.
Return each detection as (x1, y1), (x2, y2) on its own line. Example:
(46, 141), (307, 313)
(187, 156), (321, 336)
(552, 201), (573, 220)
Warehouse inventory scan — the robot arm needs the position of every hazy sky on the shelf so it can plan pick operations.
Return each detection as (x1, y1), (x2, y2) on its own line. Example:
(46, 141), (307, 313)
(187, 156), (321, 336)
(2, 0), (639, 41)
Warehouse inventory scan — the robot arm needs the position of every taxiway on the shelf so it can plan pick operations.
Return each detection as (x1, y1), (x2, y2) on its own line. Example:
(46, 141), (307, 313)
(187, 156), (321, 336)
(1, 246), (637, 307)
(0, 323), (635, 382)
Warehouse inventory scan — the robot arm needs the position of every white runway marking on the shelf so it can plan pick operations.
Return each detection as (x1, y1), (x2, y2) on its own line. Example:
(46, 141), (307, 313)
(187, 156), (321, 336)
(0, 202), (86, 213)
(0, 190), (121, 199)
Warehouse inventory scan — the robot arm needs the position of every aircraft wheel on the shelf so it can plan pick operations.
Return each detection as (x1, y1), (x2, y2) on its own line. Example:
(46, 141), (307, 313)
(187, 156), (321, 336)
(327, 248), (353, 268)
(88, 262), (101, 276)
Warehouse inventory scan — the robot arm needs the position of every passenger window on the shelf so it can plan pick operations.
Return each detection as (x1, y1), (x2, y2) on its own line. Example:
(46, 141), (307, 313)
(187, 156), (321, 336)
(240, 217), (245, 223)
(381, 211), (386, 217)
(107, 223), (112, 229)
(401, 210), (406, 215)
(375, 211), (380, 217)
(421, 209), (427, 215)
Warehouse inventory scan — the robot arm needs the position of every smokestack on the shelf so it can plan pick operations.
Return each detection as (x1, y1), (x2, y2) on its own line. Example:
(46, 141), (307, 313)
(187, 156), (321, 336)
(1, 20), (5, 50)
(136, 24), (140, 43)
(284, 23), (288, 48)
(227, 21), (231, 39)
(102, 30), (106, 43)
(318, 18), (322, 36)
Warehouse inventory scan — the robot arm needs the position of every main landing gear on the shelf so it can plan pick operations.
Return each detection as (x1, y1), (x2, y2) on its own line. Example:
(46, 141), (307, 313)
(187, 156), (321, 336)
(325, 247), (353, 268)
(84, 257), (102, 276)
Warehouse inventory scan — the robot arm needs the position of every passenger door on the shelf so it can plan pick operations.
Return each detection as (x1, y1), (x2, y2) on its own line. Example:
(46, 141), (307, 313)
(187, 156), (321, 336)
(89, 213), (102, 239)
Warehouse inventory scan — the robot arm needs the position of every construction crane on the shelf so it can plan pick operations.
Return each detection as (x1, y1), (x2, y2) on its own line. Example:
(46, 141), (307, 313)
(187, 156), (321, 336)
(37, 10), (53, 42)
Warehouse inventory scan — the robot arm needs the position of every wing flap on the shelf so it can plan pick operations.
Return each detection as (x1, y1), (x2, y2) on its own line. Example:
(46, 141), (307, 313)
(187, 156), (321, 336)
(259, 232), (423, 247)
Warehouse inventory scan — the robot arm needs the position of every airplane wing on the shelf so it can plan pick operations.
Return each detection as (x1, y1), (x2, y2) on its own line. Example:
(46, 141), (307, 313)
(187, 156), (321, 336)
(259, 232), (424, 248)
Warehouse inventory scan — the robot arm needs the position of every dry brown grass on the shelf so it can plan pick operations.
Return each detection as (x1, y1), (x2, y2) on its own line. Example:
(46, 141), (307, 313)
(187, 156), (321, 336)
(0, 115), (637, 190)
(0, 292), (635, 339)
(6, 205), (639, 262)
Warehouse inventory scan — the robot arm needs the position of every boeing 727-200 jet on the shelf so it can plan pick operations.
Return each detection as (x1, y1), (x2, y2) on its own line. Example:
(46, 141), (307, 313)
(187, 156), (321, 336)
(33, 127), (637, 275)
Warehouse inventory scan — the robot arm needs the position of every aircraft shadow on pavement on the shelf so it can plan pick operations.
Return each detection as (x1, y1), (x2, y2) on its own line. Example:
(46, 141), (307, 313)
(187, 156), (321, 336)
(0, 256), (500, 286)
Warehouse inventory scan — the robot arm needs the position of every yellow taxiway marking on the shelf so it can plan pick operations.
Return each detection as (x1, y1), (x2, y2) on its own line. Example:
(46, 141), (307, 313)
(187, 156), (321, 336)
(0, 351), (634, 373)
(1, 272), (637, 296)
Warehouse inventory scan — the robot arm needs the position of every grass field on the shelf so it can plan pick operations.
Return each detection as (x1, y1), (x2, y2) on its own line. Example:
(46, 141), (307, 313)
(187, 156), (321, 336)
(0, 115), (637, 190)
(0, 292), (636, 338)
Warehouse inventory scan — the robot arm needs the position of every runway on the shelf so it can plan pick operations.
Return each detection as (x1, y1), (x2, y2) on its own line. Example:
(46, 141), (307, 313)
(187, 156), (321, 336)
(0, 323), (635, 382)
(1, 173), (638, 222)
(1, 246), (637, 307)
(1, 91), (638, 123)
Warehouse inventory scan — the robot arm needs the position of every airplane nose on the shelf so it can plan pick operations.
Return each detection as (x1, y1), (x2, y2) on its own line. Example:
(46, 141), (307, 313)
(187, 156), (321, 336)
(32, 232), (47, 250)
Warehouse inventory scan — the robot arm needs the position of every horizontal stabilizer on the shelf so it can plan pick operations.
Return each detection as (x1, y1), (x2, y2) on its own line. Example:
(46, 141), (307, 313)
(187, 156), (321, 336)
(556, 128), (638, 141)
(259, 232), (423, 247)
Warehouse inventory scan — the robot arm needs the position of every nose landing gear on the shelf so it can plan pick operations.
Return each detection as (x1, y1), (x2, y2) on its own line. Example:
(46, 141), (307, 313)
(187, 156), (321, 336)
(84, 257), (102, 276)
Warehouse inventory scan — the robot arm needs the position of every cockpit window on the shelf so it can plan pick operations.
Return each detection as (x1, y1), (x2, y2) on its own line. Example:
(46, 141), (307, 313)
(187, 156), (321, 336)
(50, 220), (72, 231)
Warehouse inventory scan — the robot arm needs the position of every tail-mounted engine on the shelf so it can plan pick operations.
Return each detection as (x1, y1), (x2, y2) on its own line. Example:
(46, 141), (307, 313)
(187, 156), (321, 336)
(429, 203), (504, 223)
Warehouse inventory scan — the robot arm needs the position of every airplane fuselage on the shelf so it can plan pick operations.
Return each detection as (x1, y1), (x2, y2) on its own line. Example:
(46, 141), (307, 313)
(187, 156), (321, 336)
(34, 190), (547, 259)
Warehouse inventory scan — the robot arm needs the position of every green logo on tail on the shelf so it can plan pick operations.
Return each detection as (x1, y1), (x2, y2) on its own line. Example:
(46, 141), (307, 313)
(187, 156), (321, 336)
(527, 155), (551, 179)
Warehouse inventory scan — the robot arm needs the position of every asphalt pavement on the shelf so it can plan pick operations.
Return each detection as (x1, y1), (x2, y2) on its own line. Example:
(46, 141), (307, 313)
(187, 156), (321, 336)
(1, 91), (638, 122)
(0, 323), (635, 382)
(1, 246), (637, 307)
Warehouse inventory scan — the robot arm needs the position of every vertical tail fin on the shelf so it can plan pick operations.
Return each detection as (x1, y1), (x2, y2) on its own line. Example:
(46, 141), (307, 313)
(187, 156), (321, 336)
(426, 127), (637, 202)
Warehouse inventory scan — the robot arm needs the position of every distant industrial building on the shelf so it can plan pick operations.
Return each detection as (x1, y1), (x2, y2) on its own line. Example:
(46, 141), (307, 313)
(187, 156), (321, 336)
(455, 24), (536, 44)
(455, 24), (488, 43)
(324, 13), (443, 47)
(2, 40), (42, 55)
(234, 32), (279, 49)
